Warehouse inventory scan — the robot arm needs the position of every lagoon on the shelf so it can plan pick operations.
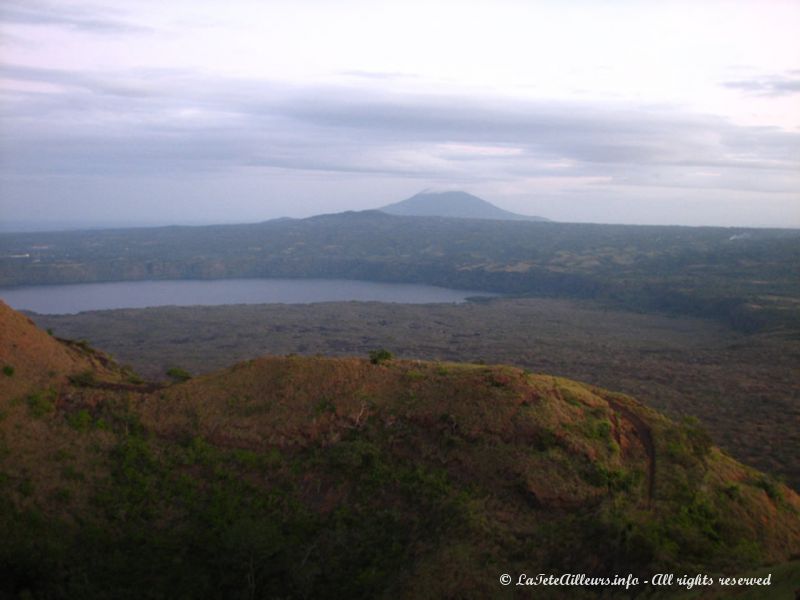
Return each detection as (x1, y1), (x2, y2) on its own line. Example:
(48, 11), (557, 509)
(0, 278), (496, 315)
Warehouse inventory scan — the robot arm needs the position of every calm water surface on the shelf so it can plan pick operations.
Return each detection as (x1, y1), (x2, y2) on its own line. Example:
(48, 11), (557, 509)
(0, 278), (496, 315)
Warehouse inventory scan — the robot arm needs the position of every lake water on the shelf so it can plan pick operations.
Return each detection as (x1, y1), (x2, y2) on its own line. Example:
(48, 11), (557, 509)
(0, 278), (497, 315)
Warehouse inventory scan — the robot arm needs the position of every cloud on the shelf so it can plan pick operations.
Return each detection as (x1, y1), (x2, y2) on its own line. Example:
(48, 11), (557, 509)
(0, 0), (150, 34)
(1, 63), (798, 198)
(722, 74), (800, 97)
(340, 70), (420, 81)
(0, 64), (164, 98)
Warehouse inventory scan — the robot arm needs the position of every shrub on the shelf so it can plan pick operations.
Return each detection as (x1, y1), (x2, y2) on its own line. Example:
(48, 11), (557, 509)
(682, 416), (713, 460)
(53, 488), (72, 504)
(67, 409), (93, 432)
(405, 369), (425, 381)
(27, 391), (56, 418)
(722, 483), (741, 500)
(69, 370), (96, 387)
(753, 476), (784, 502)
(368, 349), (393, 365)
(2, 365), (13, 377)
(18, 478), (34, 497)
(166, 367), (192, 382)
(314, 398), (336, 415)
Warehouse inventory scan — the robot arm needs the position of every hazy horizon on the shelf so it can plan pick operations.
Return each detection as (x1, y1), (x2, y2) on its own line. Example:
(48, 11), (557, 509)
(2, 0), (799, 229)
(3, 188), (800, 234)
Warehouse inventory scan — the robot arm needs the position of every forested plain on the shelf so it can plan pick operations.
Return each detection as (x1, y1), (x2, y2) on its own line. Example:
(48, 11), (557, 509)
(2, 211), (799, 332)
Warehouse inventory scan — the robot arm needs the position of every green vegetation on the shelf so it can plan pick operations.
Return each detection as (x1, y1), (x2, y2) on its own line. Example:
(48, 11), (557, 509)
(66, 409), (93, 432)
(752, 475), (785, 502)
(166, 366), (192, 382)
(2, 365), (13, 377)
(368, 348), (393, 364)
(68, 370), (96, 387)
(1, 346), (798, 598)
(26, 389), (56, 418)
(1, 216), (798, 597)
(34, 298), (800, 489)
(2, 213), (798, 332)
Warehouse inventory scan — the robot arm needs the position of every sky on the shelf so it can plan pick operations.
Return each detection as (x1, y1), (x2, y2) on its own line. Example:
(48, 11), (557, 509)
(1, 0), (799, 230)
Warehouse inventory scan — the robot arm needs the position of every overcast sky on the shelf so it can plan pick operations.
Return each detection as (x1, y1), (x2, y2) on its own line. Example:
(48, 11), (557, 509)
(1, 0), (799, 229)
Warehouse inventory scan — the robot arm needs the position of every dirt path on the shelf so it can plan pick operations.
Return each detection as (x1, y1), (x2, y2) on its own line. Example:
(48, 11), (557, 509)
(608, 398), (656, 505)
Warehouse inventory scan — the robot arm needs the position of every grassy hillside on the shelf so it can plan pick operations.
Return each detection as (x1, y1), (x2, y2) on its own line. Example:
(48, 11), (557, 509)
(0, 301), (137, 401)
(2, 304), (800, 598)
(33, 298), (800, 490)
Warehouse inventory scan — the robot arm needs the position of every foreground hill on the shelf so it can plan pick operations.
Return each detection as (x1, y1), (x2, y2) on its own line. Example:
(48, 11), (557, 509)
(1, 305), (799, 598)
(0, 301), (132, 400)
(380, 190), (549, 221)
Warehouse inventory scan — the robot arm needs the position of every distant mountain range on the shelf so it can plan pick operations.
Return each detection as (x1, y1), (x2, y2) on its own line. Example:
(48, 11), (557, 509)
(380, 190), (549, 221)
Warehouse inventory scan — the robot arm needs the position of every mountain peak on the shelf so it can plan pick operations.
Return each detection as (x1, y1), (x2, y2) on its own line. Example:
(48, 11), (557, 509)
(380, 191), (549, 221)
